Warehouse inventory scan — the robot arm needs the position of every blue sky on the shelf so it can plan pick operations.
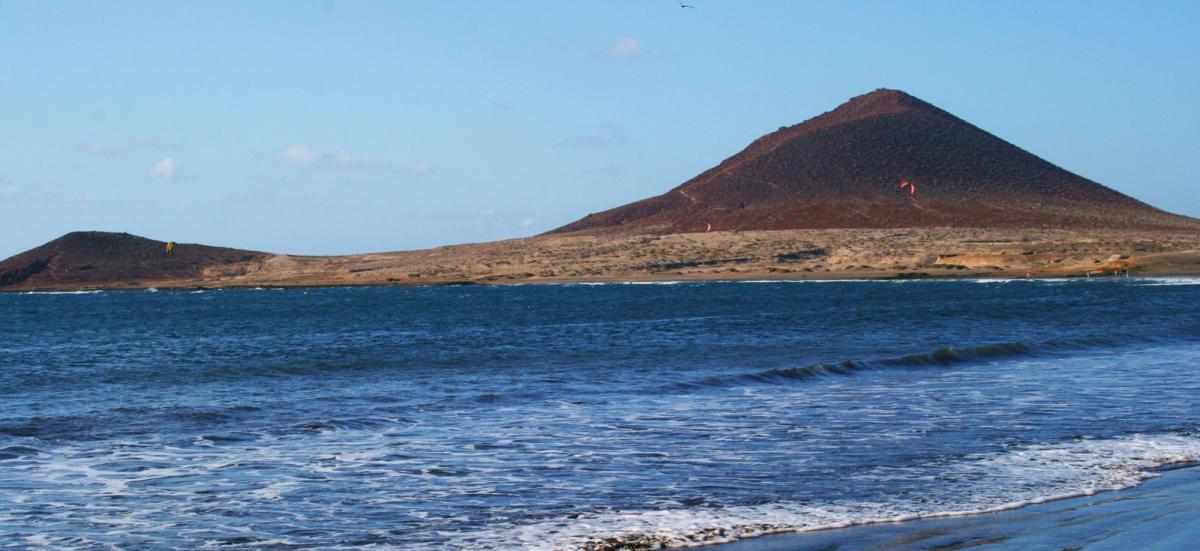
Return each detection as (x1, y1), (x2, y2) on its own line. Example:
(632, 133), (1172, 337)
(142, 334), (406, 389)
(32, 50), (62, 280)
(2, 1), (1197, 257)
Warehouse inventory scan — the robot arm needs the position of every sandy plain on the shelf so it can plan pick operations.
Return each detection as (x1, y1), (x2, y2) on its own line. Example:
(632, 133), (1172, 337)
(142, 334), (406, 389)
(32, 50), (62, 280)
(20, 227), (1195, 291)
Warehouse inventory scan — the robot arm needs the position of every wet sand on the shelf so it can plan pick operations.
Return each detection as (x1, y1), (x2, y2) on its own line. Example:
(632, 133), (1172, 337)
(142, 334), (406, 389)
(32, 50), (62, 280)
(713, 465), (1200, 551)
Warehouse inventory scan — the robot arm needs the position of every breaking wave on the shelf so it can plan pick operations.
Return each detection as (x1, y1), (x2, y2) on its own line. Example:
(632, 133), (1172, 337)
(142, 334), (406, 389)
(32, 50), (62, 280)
(497, 433), (1200, 550)
(677, 336), (1140, 390)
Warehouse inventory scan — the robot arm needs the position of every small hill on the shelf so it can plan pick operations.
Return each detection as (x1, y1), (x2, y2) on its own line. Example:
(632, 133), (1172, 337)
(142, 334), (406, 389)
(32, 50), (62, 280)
(0, 232), (266, 290)
(552, 89), (1198, 234)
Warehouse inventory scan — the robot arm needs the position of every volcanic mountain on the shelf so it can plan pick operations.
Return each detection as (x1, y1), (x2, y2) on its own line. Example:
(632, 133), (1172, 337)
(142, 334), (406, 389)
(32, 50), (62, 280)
(553, 89), (1197, 234)
(0, 231), (266, 290)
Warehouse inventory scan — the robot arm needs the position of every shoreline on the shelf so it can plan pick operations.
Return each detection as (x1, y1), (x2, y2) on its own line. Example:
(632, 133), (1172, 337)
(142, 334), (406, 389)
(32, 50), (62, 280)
(4, 227), (1200, 292)
(4, 269), (1200, 294)
(704, 464), (1200, 551)
(6, 272), (1200, 294)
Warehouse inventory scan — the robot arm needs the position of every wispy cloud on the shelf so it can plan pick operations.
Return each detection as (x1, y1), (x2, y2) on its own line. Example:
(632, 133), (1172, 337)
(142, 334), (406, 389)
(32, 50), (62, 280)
(581, 165), (628, 177)
(279, 144), (323, 165)
(82, 136), (180, 156)
(1, 183), (96, 205)
(327, 151), (375, 170)
(84, 142), (113, 155)
(606, 36), (642, 58)
(218, 189), (277, 208)
(556, 126), (630, 149)
(474, 207), (541, 238)
(149, 158), (179, 181)
(278, 144), (435, 175)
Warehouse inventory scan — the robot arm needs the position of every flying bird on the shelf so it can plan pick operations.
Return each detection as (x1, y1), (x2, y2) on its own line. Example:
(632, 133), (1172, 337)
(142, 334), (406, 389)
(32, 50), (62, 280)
(678, 0), (695, 7)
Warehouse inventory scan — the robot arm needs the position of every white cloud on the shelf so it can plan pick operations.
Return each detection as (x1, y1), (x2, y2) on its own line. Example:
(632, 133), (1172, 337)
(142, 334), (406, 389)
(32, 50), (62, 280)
(278, 144), (434, 175)
(327, 151), (375, 170)
(410, 161), (436, 175)
(607, 36), (642, 58)
(279, 144), (324, 165)
(149, 158), (179, 181)
(472, 209), (541, 240)
(85, 142), (111, 155)
(281, 144), (372, 169)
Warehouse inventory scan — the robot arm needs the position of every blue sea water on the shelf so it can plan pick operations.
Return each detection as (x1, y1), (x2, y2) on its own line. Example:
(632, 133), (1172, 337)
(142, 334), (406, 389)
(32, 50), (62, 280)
(2, 278), (1200, 549)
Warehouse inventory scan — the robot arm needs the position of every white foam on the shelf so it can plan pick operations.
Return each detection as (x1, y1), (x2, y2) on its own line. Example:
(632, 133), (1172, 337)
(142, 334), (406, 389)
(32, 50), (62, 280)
(1136, 277), (1200, 286)
(735, 279), (927, 284)
(18, 290), (103, 295)
(732, 279), (867, 284)
(245, 480), (299, 502)
(247, 538), (300, 547)
(476, 433), (1200, 550)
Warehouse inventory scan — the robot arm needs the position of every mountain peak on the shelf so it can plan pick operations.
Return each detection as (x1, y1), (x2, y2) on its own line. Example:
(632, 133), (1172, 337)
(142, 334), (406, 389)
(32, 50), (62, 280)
(552, 89), (1196, 234)
(779, 89), (942, 137)
(825, 88), (922, 116)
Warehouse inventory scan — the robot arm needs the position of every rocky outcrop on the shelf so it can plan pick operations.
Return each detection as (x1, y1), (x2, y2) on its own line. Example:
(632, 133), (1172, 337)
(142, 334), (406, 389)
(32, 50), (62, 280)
(0, 231), (266, 290)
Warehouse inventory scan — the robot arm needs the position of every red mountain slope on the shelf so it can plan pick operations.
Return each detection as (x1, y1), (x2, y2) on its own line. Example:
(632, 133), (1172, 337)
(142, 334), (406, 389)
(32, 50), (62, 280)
(0, 232), (266, 290)
(552, 89), (1197, 234)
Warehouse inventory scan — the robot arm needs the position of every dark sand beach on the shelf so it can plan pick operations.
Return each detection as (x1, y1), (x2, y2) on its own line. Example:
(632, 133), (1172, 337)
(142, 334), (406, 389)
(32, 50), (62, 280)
(714, 465), (1200, 551)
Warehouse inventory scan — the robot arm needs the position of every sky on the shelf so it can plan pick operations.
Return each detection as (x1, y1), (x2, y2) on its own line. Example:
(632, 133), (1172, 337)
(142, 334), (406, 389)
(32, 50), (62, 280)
(2, 1), (1198, 258)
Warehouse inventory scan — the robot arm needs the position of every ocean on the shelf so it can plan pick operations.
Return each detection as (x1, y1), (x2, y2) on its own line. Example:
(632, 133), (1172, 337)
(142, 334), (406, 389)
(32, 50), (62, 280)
(2, 278), (1200, 549)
